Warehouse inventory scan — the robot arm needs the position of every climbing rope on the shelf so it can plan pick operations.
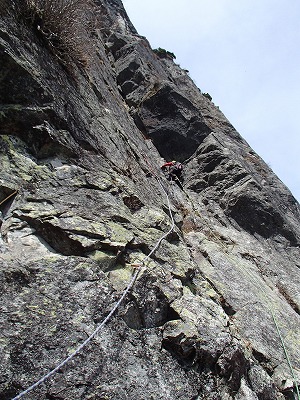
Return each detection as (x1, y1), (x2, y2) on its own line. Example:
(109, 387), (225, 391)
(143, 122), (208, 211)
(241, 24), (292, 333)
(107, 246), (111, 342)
(144, 132), (300, 397)
(0, 190), (18, 207)
(11, 269), (140, 400)
(11, 173), (175, 400)
(143, 144), (300, 397)
(175, 164), (300, 399)
(10, 148), (299, 398)
(271, 308), (300, 400)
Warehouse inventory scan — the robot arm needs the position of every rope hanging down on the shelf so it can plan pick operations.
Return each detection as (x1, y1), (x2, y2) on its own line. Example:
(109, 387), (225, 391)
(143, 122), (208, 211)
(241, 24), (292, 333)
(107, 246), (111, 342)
(178, 173), (300, 399)
(0, 190), (18, 207)
(271, 309), (300, 400)
(144, 146), (300, 399)
(12, 174), (175, 400)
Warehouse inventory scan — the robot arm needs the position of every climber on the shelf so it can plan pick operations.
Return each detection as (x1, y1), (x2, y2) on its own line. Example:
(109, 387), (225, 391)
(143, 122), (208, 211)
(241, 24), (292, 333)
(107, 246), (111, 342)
(161, 160), (183, 187)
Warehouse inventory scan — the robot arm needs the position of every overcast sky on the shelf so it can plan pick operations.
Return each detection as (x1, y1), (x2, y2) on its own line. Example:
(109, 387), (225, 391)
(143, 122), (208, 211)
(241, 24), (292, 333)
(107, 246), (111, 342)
(122, 0), (300, 203)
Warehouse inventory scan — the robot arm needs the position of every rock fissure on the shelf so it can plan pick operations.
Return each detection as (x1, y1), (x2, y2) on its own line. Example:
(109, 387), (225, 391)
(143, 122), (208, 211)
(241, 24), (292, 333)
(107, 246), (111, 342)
(0, 2), (299, 399)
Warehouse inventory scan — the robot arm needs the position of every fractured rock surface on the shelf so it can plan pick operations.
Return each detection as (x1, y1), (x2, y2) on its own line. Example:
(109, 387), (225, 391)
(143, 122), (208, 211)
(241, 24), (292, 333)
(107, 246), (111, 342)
(0, 1), (299, 399)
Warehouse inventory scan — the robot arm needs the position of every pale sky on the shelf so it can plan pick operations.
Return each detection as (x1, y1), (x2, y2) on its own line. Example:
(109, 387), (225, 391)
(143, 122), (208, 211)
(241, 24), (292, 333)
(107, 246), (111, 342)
(122, 0), (300, 203)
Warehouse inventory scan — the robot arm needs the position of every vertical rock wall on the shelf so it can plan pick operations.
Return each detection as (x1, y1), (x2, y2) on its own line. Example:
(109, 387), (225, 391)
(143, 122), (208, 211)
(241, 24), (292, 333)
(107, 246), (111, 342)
(0, 1), (299, 399)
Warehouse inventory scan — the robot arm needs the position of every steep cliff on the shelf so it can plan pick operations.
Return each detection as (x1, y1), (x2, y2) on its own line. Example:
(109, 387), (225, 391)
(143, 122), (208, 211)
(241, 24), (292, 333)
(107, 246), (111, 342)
(0, 1), (300, 399)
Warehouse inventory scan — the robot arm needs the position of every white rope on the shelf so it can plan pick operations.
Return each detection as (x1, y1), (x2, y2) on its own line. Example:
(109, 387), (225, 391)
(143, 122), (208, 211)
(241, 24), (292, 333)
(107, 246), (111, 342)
(11, 176), (175, 400)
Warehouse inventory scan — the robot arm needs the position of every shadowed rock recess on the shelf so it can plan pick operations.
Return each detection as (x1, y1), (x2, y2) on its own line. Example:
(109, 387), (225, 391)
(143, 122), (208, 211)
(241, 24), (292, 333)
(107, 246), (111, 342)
(0, 1), (300, 399)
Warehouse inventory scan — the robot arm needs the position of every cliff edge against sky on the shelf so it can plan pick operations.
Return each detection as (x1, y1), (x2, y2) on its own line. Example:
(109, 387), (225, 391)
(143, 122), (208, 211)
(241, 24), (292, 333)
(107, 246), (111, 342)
(0, 1), (300, 399)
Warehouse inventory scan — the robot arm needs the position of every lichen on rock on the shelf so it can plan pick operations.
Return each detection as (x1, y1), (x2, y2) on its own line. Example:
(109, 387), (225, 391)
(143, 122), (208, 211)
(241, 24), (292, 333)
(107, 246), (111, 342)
(0, 1), (300, 399)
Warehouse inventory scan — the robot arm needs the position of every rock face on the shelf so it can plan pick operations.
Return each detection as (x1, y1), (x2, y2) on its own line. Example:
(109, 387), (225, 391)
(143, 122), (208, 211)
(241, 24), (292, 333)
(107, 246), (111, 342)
(0, 1), (300, 399)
